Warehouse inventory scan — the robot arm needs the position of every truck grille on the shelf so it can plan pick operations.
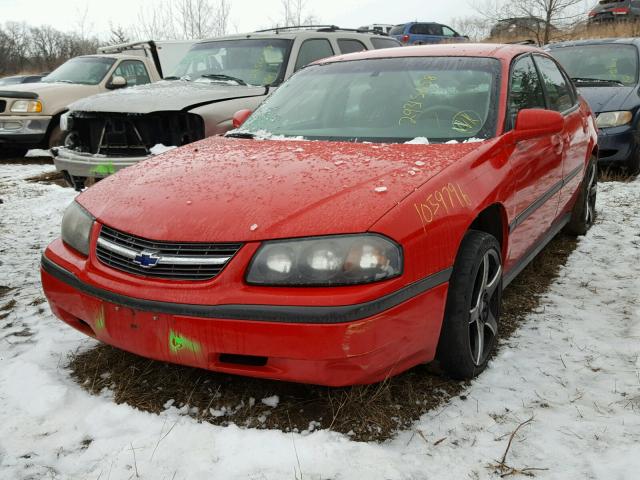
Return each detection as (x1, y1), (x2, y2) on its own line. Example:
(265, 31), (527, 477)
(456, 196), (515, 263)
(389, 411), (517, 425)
(69, 111), (205, 157)
(96, 225), (242, 281)
(0, 100), (6, 113)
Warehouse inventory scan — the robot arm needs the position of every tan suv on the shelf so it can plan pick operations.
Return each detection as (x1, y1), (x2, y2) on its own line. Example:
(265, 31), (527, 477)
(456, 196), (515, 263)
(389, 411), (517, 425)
(0, 41), (193, 155)
(52, 27), (401, 189)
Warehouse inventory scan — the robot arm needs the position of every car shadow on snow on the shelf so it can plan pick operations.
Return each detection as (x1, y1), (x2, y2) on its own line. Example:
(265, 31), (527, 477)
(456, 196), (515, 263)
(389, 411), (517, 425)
(67, 234), (579, 442)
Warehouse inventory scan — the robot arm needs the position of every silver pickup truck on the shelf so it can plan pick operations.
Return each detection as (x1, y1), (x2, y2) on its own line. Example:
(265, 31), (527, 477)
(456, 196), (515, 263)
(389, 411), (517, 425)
(0, 41), (193, 156)
(52, 26), (401, 189)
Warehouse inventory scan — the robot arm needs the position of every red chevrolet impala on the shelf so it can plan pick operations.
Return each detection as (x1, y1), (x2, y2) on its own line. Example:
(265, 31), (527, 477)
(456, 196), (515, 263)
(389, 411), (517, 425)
(41, 44), (598, 386)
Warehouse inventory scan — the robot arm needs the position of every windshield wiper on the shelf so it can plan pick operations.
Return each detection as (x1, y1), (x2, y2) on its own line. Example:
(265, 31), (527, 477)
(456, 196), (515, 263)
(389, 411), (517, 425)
(51, 79), (75, 84)
(163, 76), (180, 80)
(200, 74), (247, 86)
(225, 132), (255, 139)
(572, 77), (625, 87)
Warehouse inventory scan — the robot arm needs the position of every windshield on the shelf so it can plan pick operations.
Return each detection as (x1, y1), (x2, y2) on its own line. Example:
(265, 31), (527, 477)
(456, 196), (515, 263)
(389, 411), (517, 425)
(170, 39), (293, 86)
(550, 44), (638, 86)
(236, 57), (501, 143)
(42, 57), (115, 85)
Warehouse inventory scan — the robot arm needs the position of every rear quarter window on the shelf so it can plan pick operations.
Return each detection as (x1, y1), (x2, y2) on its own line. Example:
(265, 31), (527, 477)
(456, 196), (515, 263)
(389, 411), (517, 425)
(371, 38), (402, 49)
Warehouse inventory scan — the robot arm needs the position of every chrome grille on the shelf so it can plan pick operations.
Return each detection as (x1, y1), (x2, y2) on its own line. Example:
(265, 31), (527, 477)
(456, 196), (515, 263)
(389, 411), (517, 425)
(0, 100), (6, 113)
(96, 225), (242, 281)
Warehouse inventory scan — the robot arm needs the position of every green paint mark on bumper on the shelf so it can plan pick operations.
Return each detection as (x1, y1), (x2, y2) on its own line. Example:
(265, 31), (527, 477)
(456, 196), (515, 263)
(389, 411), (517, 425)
(169, 330), (201, 355)
(90, 162), (116, 176)
(95, 305), (106, 331)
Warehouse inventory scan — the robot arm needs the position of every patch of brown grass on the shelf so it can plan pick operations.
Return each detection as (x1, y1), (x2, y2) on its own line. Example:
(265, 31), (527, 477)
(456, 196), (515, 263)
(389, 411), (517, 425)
(599, 166), (637, 183)
(25, 170), (68, 188)
(66, 230), (579, 442)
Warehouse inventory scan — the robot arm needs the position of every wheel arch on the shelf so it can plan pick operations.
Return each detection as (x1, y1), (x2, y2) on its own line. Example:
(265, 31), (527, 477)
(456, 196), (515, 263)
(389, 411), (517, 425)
(467, 203), (509, 262)
(43, 109), (69, 146)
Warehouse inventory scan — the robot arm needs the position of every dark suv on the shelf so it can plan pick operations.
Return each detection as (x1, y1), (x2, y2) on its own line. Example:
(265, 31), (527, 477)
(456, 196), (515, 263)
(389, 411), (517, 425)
(389, 22), (468, 45)
(588, 0), (640, 22)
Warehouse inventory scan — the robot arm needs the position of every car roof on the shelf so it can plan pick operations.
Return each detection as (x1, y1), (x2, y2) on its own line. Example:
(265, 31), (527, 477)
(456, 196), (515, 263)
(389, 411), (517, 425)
(547, 37), (640, 48)
(194, 28), (390, 44)
(317, 43), (541, 64)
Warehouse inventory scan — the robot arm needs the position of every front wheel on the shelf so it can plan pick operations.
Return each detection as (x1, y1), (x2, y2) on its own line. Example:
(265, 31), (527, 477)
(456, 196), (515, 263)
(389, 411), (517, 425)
(436, 230), (502, 379)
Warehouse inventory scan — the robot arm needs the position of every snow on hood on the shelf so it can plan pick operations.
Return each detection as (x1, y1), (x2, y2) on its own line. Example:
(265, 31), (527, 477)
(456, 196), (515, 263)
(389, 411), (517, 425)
(77, 137), (482, 242)
(577, 85), (638, 114)
(68, 80), (267, 114)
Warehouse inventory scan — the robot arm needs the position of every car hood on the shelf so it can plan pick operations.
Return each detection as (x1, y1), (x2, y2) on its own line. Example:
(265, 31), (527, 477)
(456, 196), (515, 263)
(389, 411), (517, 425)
(577, 86), (637, 114)
(77, 137), (482, 242)
(68, 80), (267, 114)
(0, 81), (97, 106)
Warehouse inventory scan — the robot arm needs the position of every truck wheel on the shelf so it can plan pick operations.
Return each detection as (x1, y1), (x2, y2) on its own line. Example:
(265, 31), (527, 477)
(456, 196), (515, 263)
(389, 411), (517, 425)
(436, 230), (502, 379)
(48, 125), (66, 148)
(566, 157), (597, 236)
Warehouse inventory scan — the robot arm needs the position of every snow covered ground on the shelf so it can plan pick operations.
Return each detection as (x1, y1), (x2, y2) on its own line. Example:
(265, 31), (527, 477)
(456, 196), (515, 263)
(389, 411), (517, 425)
(0, 163), (639, 479)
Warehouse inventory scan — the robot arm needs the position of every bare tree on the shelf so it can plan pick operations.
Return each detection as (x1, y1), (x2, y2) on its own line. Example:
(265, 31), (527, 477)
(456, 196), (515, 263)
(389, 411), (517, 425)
(472, 0), (584, 44)
(278, 0), (319, 27)
(109, 23), (130, 45)
(133, 0), (231, 40)
(512, 0), (584, 43)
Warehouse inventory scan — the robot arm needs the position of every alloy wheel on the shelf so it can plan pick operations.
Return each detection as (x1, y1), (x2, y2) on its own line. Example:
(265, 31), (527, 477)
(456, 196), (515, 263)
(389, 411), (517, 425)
(468, 249), (501, 366)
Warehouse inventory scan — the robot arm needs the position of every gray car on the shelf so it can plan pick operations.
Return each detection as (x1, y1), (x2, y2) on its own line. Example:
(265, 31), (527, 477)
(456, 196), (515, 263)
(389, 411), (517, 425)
(54, 26), (401, 189)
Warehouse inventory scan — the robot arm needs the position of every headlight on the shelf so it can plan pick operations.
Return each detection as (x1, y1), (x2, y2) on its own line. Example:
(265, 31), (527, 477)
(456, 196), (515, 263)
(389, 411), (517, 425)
(246, 234), (402, 286)
(596, 111), (633, 128)
(61, 202), (94, 256)
(10, 100), (43, 113)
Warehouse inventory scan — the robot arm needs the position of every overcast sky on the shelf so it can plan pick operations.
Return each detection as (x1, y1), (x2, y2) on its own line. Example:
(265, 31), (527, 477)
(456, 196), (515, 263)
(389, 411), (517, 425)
(2, 0), (476, 37)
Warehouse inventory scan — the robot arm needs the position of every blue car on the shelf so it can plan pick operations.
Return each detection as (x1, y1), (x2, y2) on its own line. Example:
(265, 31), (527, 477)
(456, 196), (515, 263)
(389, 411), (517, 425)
(389, 22), (468, 45)
(547, 38), (640, 173)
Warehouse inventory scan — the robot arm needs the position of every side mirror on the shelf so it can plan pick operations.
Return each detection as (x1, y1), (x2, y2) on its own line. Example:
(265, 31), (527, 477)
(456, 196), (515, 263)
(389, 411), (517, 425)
(512, 109), (563, 142)
(107, 76), (127, 89)
(232, 109), (252, 129)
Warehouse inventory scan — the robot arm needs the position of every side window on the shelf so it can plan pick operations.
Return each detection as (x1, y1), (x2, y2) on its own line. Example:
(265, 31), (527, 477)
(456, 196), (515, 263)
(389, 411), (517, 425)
(338, 39), (367, 54)
(508, 55), (546, 129)
(112, 60), (151, 87)
(534, 55), (575, 112)
(294, 39), (334, 71)
(371, 37), (402, 49)
(442, 26), (458, 37)
(412, 23), (444, 35)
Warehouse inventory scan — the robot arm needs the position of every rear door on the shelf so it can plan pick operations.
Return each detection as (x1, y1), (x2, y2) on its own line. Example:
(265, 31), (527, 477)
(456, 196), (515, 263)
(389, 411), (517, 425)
(532, 54), (587, 214)
(504, 54), (564, 273)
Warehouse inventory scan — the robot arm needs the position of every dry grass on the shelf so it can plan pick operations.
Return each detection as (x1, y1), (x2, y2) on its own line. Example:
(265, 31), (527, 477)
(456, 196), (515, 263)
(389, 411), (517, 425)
(67, 231), (579, 442)
(599, 166), (636, 183)
(25, 170), (67, 187)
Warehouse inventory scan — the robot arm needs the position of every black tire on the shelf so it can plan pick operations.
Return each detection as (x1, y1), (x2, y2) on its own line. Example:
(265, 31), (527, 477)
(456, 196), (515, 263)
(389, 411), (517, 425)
(566, 157), (597, 236)
(48, 125), (66, 148)
(436, 230), (502, 380)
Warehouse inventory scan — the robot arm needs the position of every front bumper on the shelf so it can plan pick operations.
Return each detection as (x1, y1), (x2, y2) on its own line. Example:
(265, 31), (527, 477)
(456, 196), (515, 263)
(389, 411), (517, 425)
(0, 115), (51, 145)
(41, 253), (449, 386)
(53, 147), (150, 179)
(596, 124), (637, 164)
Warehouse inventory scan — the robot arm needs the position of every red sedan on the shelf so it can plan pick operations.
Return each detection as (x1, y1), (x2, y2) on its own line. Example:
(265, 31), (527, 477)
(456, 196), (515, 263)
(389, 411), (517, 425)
(41, 44), (598, 386)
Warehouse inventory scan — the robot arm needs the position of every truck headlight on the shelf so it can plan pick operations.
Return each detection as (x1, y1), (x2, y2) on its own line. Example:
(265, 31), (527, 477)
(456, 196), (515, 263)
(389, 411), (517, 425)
(596, 111), (633, 128)
(61, 202), (94, 256)
(10, 100), (43, 113)
(246, 234), (402, 286)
